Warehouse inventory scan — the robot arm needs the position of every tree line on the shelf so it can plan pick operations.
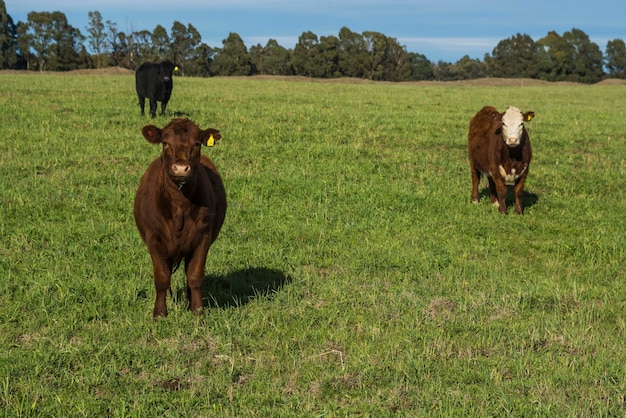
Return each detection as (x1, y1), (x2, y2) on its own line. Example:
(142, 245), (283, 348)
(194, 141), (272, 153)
(1, 2), (625, 83)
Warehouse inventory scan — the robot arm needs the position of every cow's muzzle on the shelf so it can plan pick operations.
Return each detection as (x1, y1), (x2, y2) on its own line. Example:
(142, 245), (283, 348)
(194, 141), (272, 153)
(170, 163), (191, 188)
(171, 163), (190, 176)
(505, 137), (520, 147)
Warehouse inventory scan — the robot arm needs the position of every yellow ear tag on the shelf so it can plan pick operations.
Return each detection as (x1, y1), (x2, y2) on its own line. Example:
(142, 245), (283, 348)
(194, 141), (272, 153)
(174, 65), (179, 71)
(207, 134), (215, 147)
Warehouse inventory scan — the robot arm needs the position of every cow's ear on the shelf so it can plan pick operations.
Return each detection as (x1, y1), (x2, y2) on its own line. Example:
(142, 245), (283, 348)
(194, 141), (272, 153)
(524, 111), (535, 122)
(199, 128), (221, 147)
(142, 125), (163, 144)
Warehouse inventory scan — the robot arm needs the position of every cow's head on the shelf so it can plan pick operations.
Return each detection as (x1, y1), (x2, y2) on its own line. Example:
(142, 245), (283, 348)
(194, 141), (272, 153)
(142, 118), (221, 188)
(501, 106), (534, 147)
(158, 60), (179, 82)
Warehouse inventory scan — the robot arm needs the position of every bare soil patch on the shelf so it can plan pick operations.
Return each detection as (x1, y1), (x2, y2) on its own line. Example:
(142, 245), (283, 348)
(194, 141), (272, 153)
(68, 67), (135, 75)
(3, 68), (625, 86)
(595, 78), (626, 85)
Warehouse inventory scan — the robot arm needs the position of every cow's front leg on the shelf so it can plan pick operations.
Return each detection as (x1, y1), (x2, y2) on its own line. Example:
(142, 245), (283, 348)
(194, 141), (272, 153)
(149, 98), (158, 118)
(487, 177), (499, 207)
(493, 177), (508, 214)
(513, 176), (527, 215)
(151, 255), (172, 318)
(184, 241), (211, 314)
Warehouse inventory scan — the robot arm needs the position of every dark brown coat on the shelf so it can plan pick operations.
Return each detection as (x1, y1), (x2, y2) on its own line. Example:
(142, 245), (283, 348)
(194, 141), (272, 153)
(134, 118), (227, 317)
(468, 106), (534, 214)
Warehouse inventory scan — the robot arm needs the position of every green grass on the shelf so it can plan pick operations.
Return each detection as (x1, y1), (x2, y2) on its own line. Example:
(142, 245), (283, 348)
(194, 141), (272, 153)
(0, 73), (625, 417)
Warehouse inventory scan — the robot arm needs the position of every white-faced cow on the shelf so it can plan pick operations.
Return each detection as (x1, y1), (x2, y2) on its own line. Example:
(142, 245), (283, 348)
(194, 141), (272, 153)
(135, 60), (178, 118)
(134, 118), (227, 317)
(468, 106), (535, 214)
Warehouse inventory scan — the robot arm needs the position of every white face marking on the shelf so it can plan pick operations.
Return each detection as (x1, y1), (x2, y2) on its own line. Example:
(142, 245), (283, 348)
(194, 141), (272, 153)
(498, 165), (526, 185)
(501, 106), (525, 147)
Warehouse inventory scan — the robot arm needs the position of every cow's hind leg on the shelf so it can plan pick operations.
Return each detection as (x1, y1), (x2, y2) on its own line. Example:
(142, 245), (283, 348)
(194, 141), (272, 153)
(138, 96), (146, 116)
(470, 165), (481, 203)
(487, 176), (498, 206)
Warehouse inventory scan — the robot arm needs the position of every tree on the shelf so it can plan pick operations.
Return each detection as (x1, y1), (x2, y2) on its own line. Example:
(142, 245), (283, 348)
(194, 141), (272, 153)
(106, 20), (123, 66)
(362, 31), (388, 80)
(360, 31), (410, 81)
(151, 24), (170, 61)
(131, 29), (154, 64)
(406, 52), (434, 80)
(248, 43), (262, 75)
(318, 35), (340, 78)
(338, 27), (368, 78)
(20, 11), (82, 71)
(210, 32), (251, 76)
(251, 39), (292, 75)
(52, 19), (84, 70)
(191, 42), (212, 77)
(0, 0), (18, 69)
(538, 28), (603, 83)
(170, 21), (202, 75)
(538, 31), (575, 81)
(605, 39), (626, 79)
(292, 31), (323, 77)
(382, 35), (411, 81)
(563, 28), (603, 83)
(485, 33), (548, 79)
(15, 21), (31, 69)
(454, 55), (487, 80)
(86, 10), (107, 68)
(433, 60), (458, 81)
(23, 11), (55, 71)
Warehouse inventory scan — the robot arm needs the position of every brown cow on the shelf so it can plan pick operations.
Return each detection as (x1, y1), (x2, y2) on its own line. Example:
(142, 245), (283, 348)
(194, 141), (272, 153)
(468, 106), (534, 214)
(134, 118), (227, 317)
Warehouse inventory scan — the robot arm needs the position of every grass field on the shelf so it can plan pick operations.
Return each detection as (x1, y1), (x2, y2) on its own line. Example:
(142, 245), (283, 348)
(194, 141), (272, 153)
(0, 72), (625, 417)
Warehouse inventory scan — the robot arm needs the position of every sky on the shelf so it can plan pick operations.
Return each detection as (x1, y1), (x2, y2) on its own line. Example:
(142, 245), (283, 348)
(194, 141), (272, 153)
(5, 0), (625, 63)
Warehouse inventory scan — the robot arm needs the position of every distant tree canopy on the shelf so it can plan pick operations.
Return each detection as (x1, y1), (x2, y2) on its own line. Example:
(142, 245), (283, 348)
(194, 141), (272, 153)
(605, 39), (626, 79)
(1, 0), (625, 83)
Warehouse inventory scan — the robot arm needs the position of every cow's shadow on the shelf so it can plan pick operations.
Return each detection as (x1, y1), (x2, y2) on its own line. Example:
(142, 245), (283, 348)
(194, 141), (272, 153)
(190, 267), (292, 308)
(478, 188), (539, 210)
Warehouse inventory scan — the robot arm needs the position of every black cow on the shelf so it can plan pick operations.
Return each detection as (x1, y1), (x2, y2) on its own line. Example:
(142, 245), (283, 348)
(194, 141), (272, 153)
(135, 60), (178, 118)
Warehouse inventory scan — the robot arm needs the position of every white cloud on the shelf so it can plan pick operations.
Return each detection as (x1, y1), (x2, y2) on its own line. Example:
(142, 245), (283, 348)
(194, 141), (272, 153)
(401, 37), (497, 50)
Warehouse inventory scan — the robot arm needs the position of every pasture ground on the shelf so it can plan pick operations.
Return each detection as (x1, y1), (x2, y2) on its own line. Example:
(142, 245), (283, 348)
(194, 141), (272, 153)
(0, 72), (625, 416)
